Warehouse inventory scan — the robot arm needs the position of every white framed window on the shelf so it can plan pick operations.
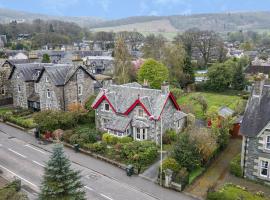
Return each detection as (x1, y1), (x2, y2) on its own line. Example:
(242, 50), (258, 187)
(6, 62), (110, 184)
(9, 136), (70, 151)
(260, 160), (269, 178)
(136, 128), (147, 141)
(47, 89), (51, 98)
(104, 103), (110, 111)
(138, 109), (144, 118)
(78, 84), (83, 96)
(17, 84), (21, 93)
(266, 136), (270, 150)
(45, 76), (49, 82)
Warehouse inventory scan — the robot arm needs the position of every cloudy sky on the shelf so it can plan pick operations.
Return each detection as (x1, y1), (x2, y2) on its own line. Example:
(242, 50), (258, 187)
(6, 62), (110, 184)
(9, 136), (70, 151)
(0, 0), (269, 19)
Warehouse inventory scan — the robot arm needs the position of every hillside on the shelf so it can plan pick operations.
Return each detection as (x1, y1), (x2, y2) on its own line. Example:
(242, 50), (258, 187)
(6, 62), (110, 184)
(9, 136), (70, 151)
(90, 12), (270, 33)
(0, 8), (104, 27)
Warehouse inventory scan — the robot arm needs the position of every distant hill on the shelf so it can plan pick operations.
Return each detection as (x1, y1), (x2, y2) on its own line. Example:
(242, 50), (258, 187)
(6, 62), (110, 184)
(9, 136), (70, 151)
(0, 8), (104, 27)
(90, 12), (270, 33)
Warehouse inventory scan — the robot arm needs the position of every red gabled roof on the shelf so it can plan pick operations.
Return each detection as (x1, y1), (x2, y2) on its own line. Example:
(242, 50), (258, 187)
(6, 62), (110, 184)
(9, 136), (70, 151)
(157, 92), (181, 120)
(92, 91), (181, 120)
(92, 94), (116, 113)
(124, 99), (151, 116)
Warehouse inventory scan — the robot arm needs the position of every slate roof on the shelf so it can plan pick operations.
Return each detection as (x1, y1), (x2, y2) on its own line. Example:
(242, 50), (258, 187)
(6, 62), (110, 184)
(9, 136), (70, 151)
(218, 106), (234, 118)
(132, 120), (150, 128)
(105, 115), (131, 132)
(174, 111), (188, 121)
(244, 65), (270, 75)
(240, 83), (270, 137)
(92, 82), (181, 119)
(44, 64), (74, 86)
(13, 63), (51, 81)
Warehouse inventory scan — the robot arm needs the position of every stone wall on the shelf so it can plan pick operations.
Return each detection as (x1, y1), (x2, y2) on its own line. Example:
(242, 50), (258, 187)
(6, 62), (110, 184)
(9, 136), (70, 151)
(244, 133), (270, 184)
(11, 70), (28, 108)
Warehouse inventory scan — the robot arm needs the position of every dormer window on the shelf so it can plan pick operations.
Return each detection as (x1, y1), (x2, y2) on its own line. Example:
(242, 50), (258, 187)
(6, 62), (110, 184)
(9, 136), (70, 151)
(138, 109), (144, 117)
(266, 136), (270, 150)
(104, 103), (110, 111)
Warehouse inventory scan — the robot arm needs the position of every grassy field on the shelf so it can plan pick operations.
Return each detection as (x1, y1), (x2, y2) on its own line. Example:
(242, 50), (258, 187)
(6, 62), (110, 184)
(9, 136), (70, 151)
(177, 91), (244, 119)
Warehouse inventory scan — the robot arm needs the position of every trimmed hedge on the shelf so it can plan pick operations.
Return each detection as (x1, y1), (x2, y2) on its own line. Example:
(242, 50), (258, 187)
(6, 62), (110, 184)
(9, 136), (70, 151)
(102, 133), (133, 144)
(229, 154), (243, 177)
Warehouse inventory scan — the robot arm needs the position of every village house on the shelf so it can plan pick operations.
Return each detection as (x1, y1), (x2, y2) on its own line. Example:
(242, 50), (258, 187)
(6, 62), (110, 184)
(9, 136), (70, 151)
(91, 82), (187, 143)
(240, 79), (270, 184)
(8, 63), (97, 111)
(83, 56), (114, 74)
(35, 65), (96, 111)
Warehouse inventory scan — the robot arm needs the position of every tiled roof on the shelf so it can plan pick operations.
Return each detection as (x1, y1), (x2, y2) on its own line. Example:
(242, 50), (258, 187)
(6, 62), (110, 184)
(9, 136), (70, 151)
(240, 83), (270, 137)
(105, 115), (131, 132)
(92, 82), (181, 119)
(174, 111), (187, 121)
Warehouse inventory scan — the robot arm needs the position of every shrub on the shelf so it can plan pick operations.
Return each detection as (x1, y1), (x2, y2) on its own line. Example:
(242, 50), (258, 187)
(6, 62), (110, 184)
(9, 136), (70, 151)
(163, 130), (177, 144)
(119, 136), (133, 143)
(102, 133), (113, 144)
(230, 154), (243, 177)
(83, 142), (106, 154)
(174, 168), (189, 187)
(171, 87), (183, 99)
(62, 130), (74, 143)
(161, 157), (181, 173)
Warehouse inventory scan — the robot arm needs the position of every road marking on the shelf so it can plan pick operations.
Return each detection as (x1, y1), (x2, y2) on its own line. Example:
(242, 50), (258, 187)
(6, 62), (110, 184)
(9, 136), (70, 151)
(25, 144), (47, 154)
(0, 164), (38, 189)
(100, 193), (114, 200)
(32, 160), (45, 168)
(84, 186), (94, 191)
(8, 148), (27, 158)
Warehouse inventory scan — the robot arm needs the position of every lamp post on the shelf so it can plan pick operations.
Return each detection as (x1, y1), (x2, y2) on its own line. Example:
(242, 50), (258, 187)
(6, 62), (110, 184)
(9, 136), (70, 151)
(160, 114), (163, 186)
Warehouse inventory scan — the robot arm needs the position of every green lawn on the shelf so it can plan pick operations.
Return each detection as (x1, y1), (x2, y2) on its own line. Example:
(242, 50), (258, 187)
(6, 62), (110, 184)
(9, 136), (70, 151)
(177, 91), (244, 119)
(208, 184), (268, 200)
(0, 107), (12, 114)
(189, 167), (205, 184)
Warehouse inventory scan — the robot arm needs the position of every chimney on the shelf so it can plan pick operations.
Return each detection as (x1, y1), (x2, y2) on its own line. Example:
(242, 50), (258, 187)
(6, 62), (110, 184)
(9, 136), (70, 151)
(253, 73), (265, 96)
(161, 82), (169, 94)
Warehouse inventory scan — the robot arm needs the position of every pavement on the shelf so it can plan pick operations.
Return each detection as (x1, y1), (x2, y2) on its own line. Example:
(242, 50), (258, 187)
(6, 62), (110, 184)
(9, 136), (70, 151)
(184, 139), (242, 199)
(0, 122), (195, 200)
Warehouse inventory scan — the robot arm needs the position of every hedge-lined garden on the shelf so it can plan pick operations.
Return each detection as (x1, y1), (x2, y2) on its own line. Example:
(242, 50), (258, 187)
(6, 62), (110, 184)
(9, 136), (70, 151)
(0, 108), (36, 129)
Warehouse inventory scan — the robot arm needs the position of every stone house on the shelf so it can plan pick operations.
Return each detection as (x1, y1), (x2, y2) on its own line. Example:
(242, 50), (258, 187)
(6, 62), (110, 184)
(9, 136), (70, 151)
(9, 63), (97, 111)
(91, 82), (187, 143)
(83, 56), (114, 74)
(9, 63), (50, 109)
(35, 65), (96, 111)
(240, 79), (270, 184)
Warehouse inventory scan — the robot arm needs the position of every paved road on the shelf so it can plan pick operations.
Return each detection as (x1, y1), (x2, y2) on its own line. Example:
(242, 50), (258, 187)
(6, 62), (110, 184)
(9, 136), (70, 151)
(0, 123), (195, 200)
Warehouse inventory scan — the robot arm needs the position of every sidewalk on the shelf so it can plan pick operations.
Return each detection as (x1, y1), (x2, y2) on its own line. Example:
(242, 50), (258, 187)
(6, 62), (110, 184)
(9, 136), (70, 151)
(184, 139), (242, 199)
(0, 122), (196, 200)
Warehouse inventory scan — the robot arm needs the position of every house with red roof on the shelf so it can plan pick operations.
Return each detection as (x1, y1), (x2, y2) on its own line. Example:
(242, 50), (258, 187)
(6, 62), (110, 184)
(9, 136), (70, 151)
(91, 82), (187, 143)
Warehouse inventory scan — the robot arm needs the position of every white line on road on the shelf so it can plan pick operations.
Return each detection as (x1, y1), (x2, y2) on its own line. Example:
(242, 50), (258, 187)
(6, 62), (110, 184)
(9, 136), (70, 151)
(0, 164), (38, 189)
(32, 160), (45, 168)
(100, 193), (114, 200)
(8, 148), (27, 158)
(84, 186), (94, 191)
(25, 144), (47, 154)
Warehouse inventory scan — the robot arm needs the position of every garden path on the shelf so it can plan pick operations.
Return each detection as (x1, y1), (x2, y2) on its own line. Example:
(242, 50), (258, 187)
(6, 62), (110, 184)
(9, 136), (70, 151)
(184, 139), (242, 199)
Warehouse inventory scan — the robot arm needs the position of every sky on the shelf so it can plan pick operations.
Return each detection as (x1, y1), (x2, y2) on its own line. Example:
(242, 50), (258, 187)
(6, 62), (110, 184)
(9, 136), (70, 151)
(0, 0), (270, 19)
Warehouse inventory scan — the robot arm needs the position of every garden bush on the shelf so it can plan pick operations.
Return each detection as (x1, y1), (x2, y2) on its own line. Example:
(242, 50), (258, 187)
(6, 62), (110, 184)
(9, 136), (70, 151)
(62, 130), (74, 143)
(83, 142), (106, 154)
(230, 154), (243, 177)
(162, 130), (177, 144)
(102, 133), (133, 144)
(171, 87), (183, 99)
(119, 136), (133, 143)
(161, 157), (181, 173)
(174, 167), (189, 187)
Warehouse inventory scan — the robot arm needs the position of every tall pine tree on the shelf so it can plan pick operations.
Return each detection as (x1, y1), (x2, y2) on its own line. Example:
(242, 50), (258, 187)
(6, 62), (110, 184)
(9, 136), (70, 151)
(39, 145), (86, 200)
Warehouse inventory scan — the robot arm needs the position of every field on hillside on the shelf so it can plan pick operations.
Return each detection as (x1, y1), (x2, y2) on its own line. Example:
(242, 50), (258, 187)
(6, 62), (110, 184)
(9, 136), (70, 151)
(91, 19), (179, 39)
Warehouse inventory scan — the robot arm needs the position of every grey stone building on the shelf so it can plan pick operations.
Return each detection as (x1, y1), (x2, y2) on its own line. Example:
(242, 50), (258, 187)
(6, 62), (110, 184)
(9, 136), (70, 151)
(92, 82), (187, 143)
(241, 79), (270, 184)
(9, 63), (97, 111)
(36, 65), (96, 111)
(83, 56), (114, 75)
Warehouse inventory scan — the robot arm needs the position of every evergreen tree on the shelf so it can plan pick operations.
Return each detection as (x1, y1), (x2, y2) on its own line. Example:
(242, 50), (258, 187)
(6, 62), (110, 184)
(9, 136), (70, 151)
(39, 145), (86, 200)
(232, 63), (246, 90)
(42, 53), (51, 63)
(180, 55), (195, 88)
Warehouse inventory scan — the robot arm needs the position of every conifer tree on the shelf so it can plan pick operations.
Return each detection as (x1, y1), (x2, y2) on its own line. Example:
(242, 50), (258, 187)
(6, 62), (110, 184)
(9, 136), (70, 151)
(39, 145), (86, 200)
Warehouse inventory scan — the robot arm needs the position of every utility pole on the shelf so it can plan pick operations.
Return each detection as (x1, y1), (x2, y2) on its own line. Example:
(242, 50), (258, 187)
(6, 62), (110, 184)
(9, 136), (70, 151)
(160, 115), (163, 186)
